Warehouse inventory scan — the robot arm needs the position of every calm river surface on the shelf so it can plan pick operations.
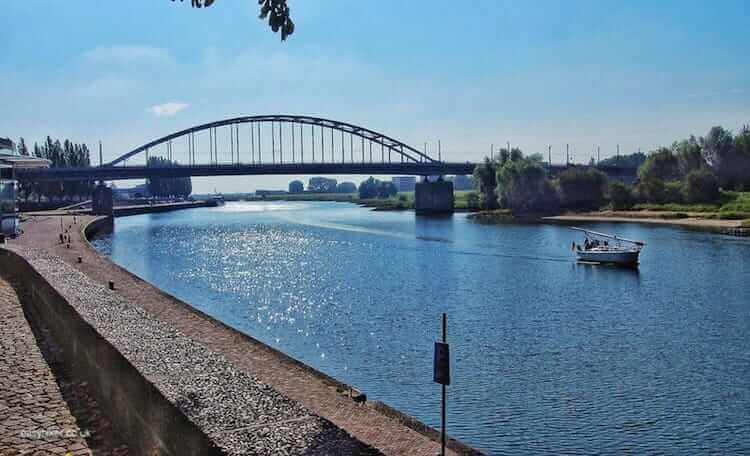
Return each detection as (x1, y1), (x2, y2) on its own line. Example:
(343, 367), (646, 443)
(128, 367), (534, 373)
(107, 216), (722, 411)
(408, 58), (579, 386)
(92, 201), (750, 455)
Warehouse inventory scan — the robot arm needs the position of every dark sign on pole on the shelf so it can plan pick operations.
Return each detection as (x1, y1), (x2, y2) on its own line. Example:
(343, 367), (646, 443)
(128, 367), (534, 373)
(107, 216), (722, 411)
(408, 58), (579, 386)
(433, 341), (450, 385)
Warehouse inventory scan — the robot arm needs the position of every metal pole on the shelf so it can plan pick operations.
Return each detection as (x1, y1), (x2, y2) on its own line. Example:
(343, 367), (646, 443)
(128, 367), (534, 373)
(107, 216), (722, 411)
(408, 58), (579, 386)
(342, 130), (345, 163)
(350, 134), (354, 163)
(279, 121), (283, 164)
(258, 123), (262, 165)
(331, 128), (334, 163)
(251, 124), (255, 164)
(271, 120), (276, 164)
(320, 126), (324, 163)
(300, 124), (304, 163)
(441, 313), (447, 456)
(292, 122), (296, 163)
(312, 125), (315, 162)
(438, 140), (442, 162)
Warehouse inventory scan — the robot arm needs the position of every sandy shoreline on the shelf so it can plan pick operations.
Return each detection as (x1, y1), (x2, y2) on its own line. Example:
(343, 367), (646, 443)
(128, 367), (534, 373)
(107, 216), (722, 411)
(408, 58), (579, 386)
(543, 211), (744, 231)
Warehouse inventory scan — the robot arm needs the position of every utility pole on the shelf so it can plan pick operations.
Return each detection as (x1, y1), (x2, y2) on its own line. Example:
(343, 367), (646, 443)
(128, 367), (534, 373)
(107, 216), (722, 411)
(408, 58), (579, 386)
(99, 141), (103, 167)
(548, 145), (552, 165)
(566, 144), (569, 166)
(438, 140), (442, 162)
(597, 146), (601, 164)
(491, 143), (494, 161)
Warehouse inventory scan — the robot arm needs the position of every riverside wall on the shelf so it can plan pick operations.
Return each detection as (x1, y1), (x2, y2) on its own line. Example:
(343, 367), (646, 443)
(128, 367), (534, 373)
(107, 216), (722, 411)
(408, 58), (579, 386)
(1, 210), (484, 455)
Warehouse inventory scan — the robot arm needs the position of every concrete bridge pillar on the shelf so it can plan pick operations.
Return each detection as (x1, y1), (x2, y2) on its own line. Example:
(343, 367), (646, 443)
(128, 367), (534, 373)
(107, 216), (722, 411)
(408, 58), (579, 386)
(92, 184), (113, 216)
(415, 179), (454, 215)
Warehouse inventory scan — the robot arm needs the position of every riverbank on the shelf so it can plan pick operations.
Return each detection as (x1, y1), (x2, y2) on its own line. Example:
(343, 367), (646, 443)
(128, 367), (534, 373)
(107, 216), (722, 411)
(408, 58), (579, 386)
(1, 213), (480, 455)
(544, 210), (749, 235)
(467, 208), (749, 235)
(264, 191), (478, 212)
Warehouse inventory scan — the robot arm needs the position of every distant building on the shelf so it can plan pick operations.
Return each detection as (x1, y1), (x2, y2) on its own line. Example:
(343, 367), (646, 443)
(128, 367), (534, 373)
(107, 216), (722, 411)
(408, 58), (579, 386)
(391, 176), (416, 192)
(0, 138), (51, 236)
(113, 183), (151, 200)
(256, 189), (288, 198)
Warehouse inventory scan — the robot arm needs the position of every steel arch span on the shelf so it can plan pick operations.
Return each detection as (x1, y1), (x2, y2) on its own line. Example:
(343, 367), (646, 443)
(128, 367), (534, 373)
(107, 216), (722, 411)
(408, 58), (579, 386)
(107, 115), (437, 167)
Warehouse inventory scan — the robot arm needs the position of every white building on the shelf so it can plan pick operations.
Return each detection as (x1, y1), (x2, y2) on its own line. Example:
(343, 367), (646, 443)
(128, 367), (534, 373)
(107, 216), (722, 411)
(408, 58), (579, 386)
(0, 138), (51, 236)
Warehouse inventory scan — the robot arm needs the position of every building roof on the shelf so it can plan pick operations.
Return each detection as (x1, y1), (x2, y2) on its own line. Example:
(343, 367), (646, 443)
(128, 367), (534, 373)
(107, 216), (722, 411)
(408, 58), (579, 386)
(0, 152), (51, 169)
(0, 138), (15, 151)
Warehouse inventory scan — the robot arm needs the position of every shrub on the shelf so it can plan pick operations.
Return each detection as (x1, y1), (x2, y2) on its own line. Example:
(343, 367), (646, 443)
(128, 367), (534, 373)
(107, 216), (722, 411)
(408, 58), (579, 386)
(664, 181), (684, 204)
(558, 167), (608, 210)
(684, 169), (720, 203)
(636, 178), (666, 203)
(608, 181), (634, 210)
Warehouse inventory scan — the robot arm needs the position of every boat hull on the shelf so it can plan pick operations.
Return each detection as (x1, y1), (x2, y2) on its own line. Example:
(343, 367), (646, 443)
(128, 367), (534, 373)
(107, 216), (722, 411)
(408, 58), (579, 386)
(576, 250), (640, 266)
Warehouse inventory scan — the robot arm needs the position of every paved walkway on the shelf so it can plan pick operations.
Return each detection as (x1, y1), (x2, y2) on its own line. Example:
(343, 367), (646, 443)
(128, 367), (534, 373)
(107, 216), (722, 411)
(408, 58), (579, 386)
(0, 278), (90, 456)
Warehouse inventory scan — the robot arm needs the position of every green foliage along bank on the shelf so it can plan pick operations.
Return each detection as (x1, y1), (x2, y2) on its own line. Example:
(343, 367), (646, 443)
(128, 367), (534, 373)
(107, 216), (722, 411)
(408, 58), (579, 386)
(471, 122), (750, 221)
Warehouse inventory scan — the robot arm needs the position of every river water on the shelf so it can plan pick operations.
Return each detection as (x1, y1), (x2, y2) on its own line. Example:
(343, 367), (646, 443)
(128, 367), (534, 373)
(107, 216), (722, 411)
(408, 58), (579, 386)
(92, 201), (750, 455)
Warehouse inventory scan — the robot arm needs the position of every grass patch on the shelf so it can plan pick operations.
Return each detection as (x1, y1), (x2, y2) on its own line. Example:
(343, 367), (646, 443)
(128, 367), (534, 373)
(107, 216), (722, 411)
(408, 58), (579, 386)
(718, 211), (750, 220)
(633, 203), (720, 212)
(720, 191), (750, 212)
(741, 220), (750, 228)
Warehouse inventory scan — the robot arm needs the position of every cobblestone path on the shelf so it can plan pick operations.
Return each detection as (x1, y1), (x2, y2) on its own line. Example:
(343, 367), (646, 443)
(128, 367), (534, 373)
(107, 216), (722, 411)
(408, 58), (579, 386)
(0, 278), (90, 456)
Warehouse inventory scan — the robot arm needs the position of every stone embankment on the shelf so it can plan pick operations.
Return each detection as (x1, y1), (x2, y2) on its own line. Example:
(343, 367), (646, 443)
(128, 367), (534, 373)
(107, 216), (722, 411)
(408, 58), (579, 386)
(1, 212), (482, 455)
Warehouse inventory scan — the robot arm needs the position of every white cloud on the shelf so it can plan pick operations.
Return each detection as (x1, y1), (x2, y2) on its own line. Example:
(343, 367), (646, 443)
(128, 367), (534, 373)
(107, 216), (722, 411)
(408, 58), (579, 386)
(79, 45), (173, 67)
(148, 102), (189, 117)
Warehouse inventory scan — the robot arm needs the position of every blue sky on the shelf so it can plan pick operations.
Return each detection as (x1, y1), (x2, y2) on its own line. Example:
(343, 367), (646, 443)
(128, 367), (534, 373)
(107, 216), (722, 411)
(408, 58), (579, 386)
(2, 0), (748, 193)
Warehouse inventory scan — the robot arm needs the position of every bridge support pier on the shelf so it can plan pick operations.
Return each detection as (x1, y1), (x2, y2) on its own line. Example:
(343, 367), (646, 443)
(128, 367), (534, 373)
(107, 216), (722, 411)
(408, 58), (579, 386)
(92, 184), (114, 216)
(415, 179), (454, 215)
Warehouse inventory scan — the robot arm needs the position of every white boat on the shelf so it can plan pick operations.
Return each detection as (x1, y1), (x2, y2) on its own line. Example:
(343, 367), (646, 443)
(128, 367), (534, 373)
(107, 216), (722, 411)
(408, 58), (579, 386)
(571, 227), (644, 266)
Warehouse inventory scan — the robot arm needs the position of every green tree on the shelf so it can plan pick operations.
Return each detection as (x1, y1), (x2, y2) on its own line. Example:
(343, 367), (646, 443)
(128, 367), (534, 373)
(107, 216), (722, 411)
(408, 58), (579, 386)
(308, 177), (337, 193)
(146, 156), (193, 198)
(673, 136), (704, 177)
(17, 138), (28, 156)
(288, 180), (304, 193)
(731, 125), (750, 190)
(638, 148), (680, 182)
(684, 169), (720, 203)
(358, 177), (379, 199)
(173, 0), (295, 40)
(700, 125), (750, 189)
(608, 181), (634, 210)
(496, 154), (558, 213)
(636, 177), (666, 203)
(357, 177), (396, 199)
(598, 152), (647, 169)
(336, 182), (357, 194)
(558, 167), (608, 210)
(472, 157), (498, 209)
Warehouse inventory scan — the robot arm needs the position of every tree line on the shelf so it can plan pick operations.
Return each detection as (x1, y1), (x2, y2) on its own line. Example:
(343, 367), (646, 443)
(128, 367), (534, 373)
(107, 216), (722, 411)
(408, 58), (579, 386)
(473, 124), (750, 213)
(146, 157), (193, 198)
(288, 178), (358, 194)
(16, 136), (94, 202)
